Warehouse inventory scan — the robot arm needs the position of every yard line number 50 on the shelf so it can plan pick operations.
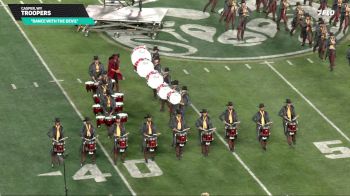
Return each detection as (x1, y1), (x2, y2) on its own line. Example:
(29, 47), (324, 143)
(313, 140), (350, 159)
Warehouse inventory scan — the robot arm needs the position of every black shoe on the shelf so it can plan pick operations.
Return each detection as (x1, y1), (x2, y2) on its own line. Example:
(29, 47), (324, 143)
(145, 159), (148, 163)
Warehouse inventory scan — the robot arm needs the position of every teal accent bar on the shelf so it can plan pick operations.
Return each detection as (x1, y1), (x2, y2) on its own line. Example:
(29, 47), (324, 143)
(21, 17), (95, 25)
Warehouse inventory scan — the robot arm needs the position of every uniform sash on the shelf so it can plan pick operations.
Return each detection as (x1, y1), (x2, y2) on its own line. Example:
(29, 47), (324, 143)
(260, 111), (265, 126)
(287, 106), (292, 121)
(86, 124), (91, 137)
(115, 124), (121, 137)
(95, 63), (100, 73)
(55, 125), (60, 140)
(107, 97), (111, 107)
(228, 110), (233, 124)
(147, 122), (152, 135)
(203, 117), (208, 129)
(176, 116), (182, 130)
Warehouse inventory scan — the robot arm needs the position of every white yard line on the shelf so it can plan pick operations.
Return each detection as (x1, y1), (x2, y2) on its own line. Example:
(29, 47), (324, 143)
(306, 58), (314, 63)
(190, 103), (272, 196)
(183, 69), (189, 75)
(224, 66), (231, 71)
(204, 67), (210, 73)
(98, 0), (103, 4)
(57, 0), (61, 2)
(38, 0), (43, 3)
(0, 1), (136, 195)
(33, 82), (39, 87)
(19, 1), (24, 4)
(77, 78), (82, 83)
(49, 79), (64, 83)
(245, 64), (252, 69)
(286, 60), (293, 65)
(262, 61), (350, 142)
(11, 84), (17, 90)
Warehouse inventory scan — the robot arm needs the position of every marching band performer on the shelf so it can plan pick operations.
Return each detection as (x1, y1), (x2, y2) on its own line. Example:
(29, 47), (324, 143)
(225, 0), (238, 31)
(140, 114), (158, 163)
(313, 18), (324, 52)
(237, 1), (250, 41)
(107, 53), (122, 92)
(97, 73), (113, 97)
(252, 103), (271, 140)
(101, 91), (116, 117)
(170, 110), (188, 147)
(265, 0), (277, 21)
(89, 56), (105, 82)
(160, 67), (171, 112)
(326, 32), (337, 71)
(276, 0), (289, 31)
(219, 101), (239, 133)
(152, 58), (162, 99)
(338, 2), (349, 33)
(278, 99), (296, 137)
(169, 80), (180, 122)
(329, 0), (342, 26)
(48, 118), (64, 168)
(290, 2), (304, 36)
(195, 109), (214, 144)
(179, 86), (190, 118)
(219, 0), (231, 23)
(109, 116), (127, 162)
(318, 22), (328, 60)
(80, 117), (96, 166)
(319, 0), (328, 11)
(300, 14), (313, 47)
(152, 46), (160, 62)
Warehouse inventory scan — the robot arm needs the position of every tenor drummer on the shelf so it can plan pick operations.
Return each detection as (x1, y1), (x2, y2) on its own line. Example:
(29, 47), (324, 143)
(101, 91), (116, 116)
(80, 117), (96, 166)
(47, 118), (64, 168)
(97, 73), (113, 97)
(89, 56), (105, 82)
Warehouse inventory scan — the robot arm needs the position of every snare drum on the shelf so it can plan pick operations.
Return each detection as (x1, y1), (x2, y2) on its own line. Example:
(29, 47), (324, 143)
(93, 94), (100, 104)
(96, 115), (105, 127)
(85, 81), (94, 92)
(112, 93), (124, 102)
(115, 102), (124, 113)
(117, 113), (128, 123)
(92, 104), (102, 115)
(53, 142), (65, 154)
(104, 116), (115, 126)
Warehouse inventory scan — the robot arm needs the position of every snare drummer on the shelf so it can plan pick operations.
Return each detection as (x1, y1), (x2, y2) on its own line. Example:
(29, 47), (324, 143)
(278, 99), (297, 137)
(80, 117), (96, 166)
(170, 110), (188, 147)
(252, 103), (271, 140)
(47, 118), (64, 167)
(219, 101), (239, 136)
(140, 114), (157, 163)
(89, 56), (105, 82)
(101, 91), (116, 116)
(97, 74), (113, 97)
(195, 109), (214, 144)
(109, 116), (127, 162)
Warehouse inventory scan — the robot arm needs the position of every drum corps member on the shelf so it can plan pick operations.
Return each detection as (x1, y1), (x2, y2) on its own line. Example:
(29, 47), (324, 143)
(318, 21), (328, 60)
(329, 0), (342, 26)
(278, 99), (297, 137)
(89, 56), (105, 82)
(107, 53), (122, 92)
(290, 2), (304, 36)
(141, 114), (157, 163)
(313, 18), (324, 52)
(97, 73), (113, 97)
(326, 32), (337, 71)
(237, 1), (250, 41)
(179, 86), (190, 117)
(109, 116), (126, 163)
(219, 101), (239, 132)
(225, 0), (238, 31)
(300, 14), (313, 47)
(101, 91), (116, 117)
(276, 0), (289, 31)
(80, 117), (96, 166)
(152, 58), (162, 99)
(196, 109), (214, 154)
(252, 103), (271, 140)
(265, 0), (277, 21)
(48, 118), (64, 167)
(160, 67), (171, 112)
(319, 0), (328, 10)
(151, 46), (160, 62)
(339, 2), (350, 33)
(170, 110), (188, 147)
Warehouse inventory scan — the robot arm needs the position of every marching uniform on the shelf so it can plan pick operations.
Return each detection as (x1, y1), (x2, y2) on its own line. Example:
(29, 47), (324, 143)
(301, 15), (313, 46)
(219, 109), (239, 125)
(225, 0), (238, 31)
(80, 118), (96, 165)
(252, 105), (271, 137)
(89, 56), (105, 81)
(276, 0), (289, 31)
(179, 86), (190, 117)
(265, 0), (277, 21)
(313, 19), (323, 52)
(48, 118), (64, 167)
(290, 3), (304, 35)
(237, 2), (250, 41)
(329, 0), (342, 26)
(339, 3), (350, 33)
(278, 101), (296, 135)
(97, 80), (113, 97)
(318, 23), (328, 60)
(195, 111), (214, 143)
(326, 34), (337, 71)
(140, 115), (157, 162)
(107, 54), (122, 92)
(109, 122), (126, 138)
(152, 46), (160, 61)
(101, 94), (116, 115)
(170, 113), (188, 146)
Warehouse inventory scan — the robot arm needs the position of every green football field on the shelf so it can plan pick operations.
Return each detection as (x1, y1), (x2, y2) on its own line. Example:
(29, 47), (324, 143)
(1, 0), (350, 195)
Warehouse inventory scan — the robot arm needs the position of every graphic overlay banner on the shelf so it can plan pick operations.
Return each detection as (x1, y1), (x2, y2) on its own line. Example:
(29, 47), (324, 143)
(8, 4), (93, 25)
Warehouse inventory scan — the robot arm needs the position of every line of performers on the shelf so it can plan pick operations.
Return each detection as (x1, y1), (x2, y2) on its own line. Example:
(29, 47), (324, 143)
(48, 98), (299, 166)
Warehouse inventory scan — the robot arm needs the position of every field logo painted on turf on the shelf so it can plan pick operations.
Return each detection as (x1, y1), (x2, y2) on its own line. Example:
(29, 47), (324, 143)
(109, 0), (347, 60)
(123, 159), (163, 178)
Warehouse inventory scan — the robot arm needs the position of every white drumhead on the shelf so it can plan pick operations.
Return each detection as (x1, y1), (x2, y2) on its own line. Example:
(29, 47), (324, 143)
(96, 115), (105, 119)
(115, 102), (124, 106)
(118, 113), (128, 117)
(136, 59), (154, 78)
(92, 104), (101, 107)
(168, 91), (181, 104)
(131, 46), (151, 65)
(147, 71), (164, 89)
(85, 81), (94, 85)
(158, 85), (172, 100)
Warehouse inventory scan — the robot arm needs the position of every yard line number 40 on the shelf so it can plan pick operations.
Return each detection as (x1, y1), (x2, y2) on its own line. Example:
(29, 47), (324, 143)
(313, 140), (350, 159)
